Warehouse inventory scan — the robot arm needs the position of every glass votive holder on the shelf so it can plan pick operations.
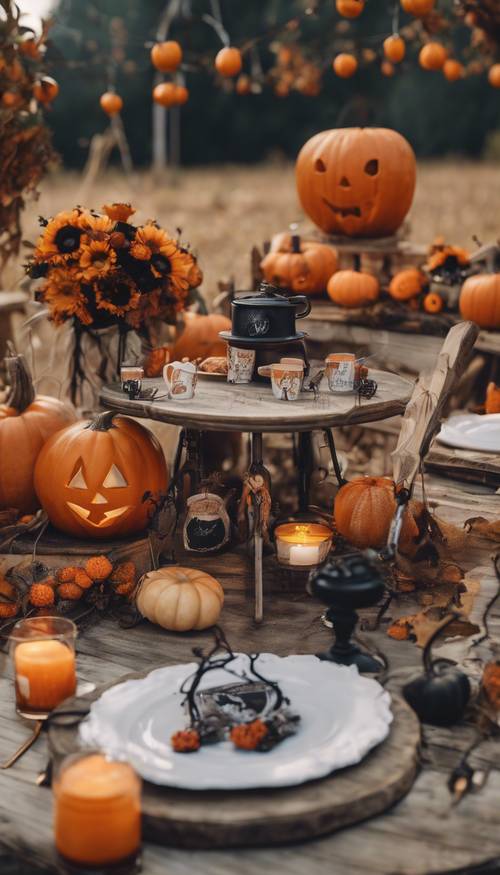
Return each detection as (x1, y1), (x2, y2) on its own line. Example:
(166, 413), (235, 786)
(53, 752), (142, 875)
(275, 522), (333, 568)
(10, 617), (77, 718)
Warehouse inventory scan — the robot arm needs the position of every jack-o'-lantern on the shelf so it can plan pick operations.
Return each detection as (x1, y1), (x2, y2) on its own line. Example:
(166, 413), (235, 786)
(261, 233), (338, 295)
(34, 412), (168, 539)
(296, 127), (416, 238)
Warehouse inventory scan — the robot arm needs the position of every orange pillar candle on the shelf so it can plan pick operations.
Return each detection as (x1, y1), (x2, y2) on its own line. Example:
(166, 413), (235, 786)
(14, 639), (76, 713)
(54, 754), (141, 868)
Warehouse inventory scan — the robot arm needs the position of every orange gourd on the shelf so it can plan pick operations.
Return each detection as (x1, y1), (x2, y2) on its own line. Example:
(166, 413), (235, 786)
(327, 270), (379, 308)
(170, 312), (231, 361)
(336, 0), (364, 18)
(423, 292), (444, 313)
(384, 35), (405, 63)
(153, 82), (177, 107)
(485, 383), (500, 414)
(33, 76), (59, 103)
(334, 476), (418, 550)
(34, 412), (168, 539)
(0, 351), (76, 513)
(443, 60), (464, 82)
(136, 566), (224, 631)
(333, 53), (358, 78)
(488, 65), (500, 88)
(389, 268), (426, 301)
(151, 41), (182, 72)
(174, 85), (189, 105)
(296, 127), (416, 238)
(459, 274), (500, 328)
(401, 0), (435, 15)
(419, 43), (448, 71)
(100, 92), (123, 115)
(261, 234), (338, 296)
(215, 47), (242, 77)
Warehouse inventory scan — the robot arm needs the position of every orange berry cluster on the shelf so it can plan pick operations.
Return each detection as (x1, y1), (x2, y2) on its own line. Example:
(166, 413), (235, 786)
(171, 729), (201, 753)
(230, 719), (269, 751)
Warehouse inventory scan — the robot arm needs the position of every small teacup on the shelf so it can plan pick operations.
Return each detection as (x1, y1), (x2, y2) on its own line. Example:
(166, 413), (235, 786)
(325, 353), (355, 394)
(280, 357), (305, 388)
(227, 346), (256, 384)
(270, 363), (303, 402)
(163, 360), (197, 400)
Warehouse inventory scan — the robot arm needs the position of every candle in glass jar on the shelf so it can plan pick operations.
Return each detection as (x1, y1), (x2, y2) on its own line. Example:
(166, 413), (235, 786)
(14, 639), (76, 713)
(54, 754), (141, 868)
(275, 522), (333, 567)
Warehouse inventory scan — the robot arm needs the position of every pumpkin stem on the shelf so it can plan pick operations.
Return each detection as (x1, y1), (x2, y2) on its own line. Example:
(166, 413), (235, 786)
(422, 612), (460, 676)
(5, 343), (36, 412)
(290, 234), (301, 254)
(87, 410), (117, 431)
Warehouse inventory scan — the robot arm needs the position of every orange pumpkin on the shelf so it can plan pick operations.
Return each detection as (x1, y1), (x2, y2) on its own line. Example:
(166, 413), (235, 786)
(33, 76), (59, 103)
(327, 270), (380, 308)
(401, 0), (435, 15)
(419, 43), (448, 71)
(443, 60), (464, 82)
(488, 65), (500, 88)
(334, 476), (418, 550)
(336, 0), (364, 18)
(333, 53), (358, 78)
(153, 82), (177, 107)
(485, 382), (500, 414)
(296, 127), (416, 238)
(34, 412), (168, 540)
(170, 312), (231, 361)
(389, 268), (426, 301)
(0, 351), (76, 513)
(100, 92), (123, 115)
(215, 47), (242, 77)
(459, 274), (500, 328)
(384, 35), (405, 63)
(423, 292), (444, 314)
(261, 234), (338, 295)
(151, 41), (182, 72)
(381, 61), (395, 77)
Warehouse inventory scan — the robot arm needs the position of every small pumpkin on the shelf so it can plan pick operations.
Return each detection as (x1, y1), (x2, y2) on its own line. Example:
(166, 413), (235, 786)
(174, 85), (189, 105)
(400, 0), (435, 15)
(419, 43), (448, 71)
(459, 274), (500, 328)
(485, 382), (500, 414)
(389, 268), (426, 301)
(334, 476), (418, 550)
(261, 234), (338, 295)
(34, 411), (168, 539)
(215, 47), (242, 78)
(0, 350), (76, 513)
(443, 59), (464, 82)
(332, 53), (358, 78)
(150, 40), (182, 72)
(170, 312), (231, 361)
(383, 35), (405, 63)
(33, 76), (59, 103)
(488, 65), (500, 88)
(100, 92), (123, 115)
(136, 566), (224, 631)
(336, 0), (364, 18)
(327, 270), (379, 308)
(423, 292), (444, 314)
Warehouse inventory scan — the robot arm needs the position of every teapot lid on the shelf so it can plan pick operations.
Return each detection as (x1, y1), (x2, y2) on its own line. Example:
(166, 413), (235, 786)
(233, 282), (295, 307)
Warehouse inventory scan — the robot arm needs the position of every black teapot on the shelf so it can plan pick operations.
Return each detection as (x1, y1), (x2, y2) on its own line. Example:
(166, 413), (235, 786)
(221, 282), (312, 344)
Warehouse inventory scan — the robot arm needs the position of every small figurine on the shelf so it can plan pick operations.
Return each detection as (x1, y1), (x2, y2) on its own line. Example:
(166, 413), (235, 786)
(238, 463), (272, 544)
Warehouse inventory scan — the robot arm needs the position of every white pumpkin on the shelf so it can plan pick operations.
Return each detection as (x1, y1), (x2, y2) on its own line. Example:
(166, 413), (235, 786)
(136, 566), (224, 632)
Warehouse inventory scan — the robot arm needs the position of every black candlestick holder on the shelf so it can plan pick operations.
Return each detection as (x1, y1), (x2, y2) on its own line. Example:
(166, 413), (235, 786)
(309, 551), (386, 673)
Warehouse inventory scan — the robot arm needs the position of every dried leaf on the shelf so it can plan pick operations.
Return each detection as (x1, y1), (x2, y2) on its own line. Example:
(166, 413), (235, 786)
(465, 517), (500, 543)
(482, 663), (500, 711)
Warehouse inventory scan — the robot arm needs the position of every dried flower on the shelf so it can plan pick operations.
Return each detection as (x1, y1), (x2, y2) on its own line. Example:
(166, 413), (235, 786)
(74, 569), (93, 590)
(58, 582), (83, 601)
(171, 729), (201, 753)
(102, 203), (135, 222)
(85, 556), (113, 581)
(29, 583), (55, 607)
(230, 719), (269, 751)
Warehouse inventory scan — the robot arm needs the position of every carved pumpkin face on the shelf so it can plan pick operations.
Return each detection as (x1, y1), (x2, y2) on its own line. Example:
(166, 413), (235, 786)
(34, 412), (168, 539)
(296, 127), (416, 238)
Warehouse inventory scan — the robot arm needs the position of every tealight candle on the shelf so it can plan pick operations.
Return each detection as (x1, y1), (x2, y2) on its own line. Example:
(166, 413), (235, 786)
(54, 753), (141, 871)
(275, 522), (333, 568)
(10, 617), (77, 717)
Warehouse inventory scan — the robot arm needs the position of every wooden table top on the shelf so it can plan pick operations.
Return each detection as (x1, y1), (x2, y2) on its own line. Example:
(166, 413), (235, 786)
(100, 369), (413, 433)
(0, 476), (499, 875)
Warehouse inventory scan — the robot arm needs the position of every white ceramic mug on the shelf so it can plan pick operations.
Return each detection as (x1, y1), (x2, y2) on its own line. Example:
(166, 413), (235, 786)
(270, 363), (303, 402)
(227, 346), (256, 384)
(163, 361), (197, 400)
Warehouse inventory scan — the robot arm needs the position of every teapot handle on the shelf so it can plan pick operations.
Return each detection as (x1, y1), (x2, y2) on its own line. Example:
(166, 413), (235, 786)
(290, 295), (312, 319)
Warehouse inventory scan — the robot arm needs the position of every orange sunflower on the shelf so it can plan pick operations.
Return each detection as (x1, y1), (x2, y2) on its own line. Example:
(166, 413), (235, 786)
(130, 224), (193, 292)
(79, 212), (116, 238)
(78, 240), (117, 281)
(102, 202), (136, 222)
(42, 267), (91, 324)
(35, 210), (86, 262)
(95, 272), (141, 317)
(426, 239), (470, 272)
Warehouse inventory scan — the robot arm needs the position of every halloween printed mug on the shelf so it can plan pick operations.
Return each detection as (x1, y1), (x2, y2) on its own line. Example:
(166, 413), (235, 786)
(227, 346), (256, 384)
(163, 361), (197, 399)
(270, 363), (303, 402)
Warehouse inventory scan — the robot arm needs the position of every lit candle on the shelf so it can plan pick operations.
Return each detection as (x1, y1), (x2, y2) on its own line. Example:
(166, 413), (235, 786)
(289, 543), (323, 566)
(54, 754), (141, 868)
(275, 522), (333, 568)
(14, 639), (76, 713)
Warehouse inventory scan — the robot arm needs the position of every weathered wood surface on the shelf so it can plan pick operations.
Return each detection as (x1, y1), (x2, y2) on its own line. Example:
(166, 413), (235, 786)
(48, 686), (419, 850)
(100, 370), (414, 434)
(0, 475), (499, 874)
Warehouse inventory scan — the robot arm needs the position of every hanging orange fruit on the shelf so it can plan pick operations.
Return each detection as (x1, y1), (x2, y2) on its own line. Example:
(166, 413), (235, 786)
(383, 35), (405, 63)
(419, 43), (448, 71)
(33, 76), (59, 103)
(400, 0), (435, 15)
(381, 61), (395, 77)
(443, 60), (464, 82)
(152, 82), (177, 107)
(215, 46), (242, 77)
(150, 41), (182, 73)
(100, 92), (123, 115)
(488, 64), (500, 88)
(1, 91), (22, 108)
(336, 0), (365, 18)
(174, 84), (189, 105)
(423, 292), (444, 314)
(332, 53), (358, 78)
(236, 73), (252, 95)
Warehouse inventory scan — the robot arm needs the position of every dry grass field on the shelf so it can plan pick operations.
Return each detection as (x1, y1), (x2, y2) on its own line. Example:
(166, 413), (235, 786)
(4, 159), (499, 299)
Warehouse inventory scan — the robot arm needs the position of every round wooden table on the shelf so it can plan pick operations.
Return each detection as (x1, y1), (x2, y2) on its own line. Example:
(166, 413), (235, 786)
(100, 369), (413, 621)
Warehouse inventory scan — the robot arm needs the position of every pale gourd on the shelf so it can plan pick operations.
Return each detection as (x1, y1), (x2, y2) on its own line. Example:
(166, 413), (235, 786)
(136, 566), (224, 632)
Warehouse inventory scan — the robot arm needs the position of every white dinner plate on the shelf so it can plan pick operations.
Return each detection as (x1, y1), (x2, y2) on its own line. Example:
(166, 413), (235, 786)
(80, 653), (392, 790)
(437, 413), (500, 453)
